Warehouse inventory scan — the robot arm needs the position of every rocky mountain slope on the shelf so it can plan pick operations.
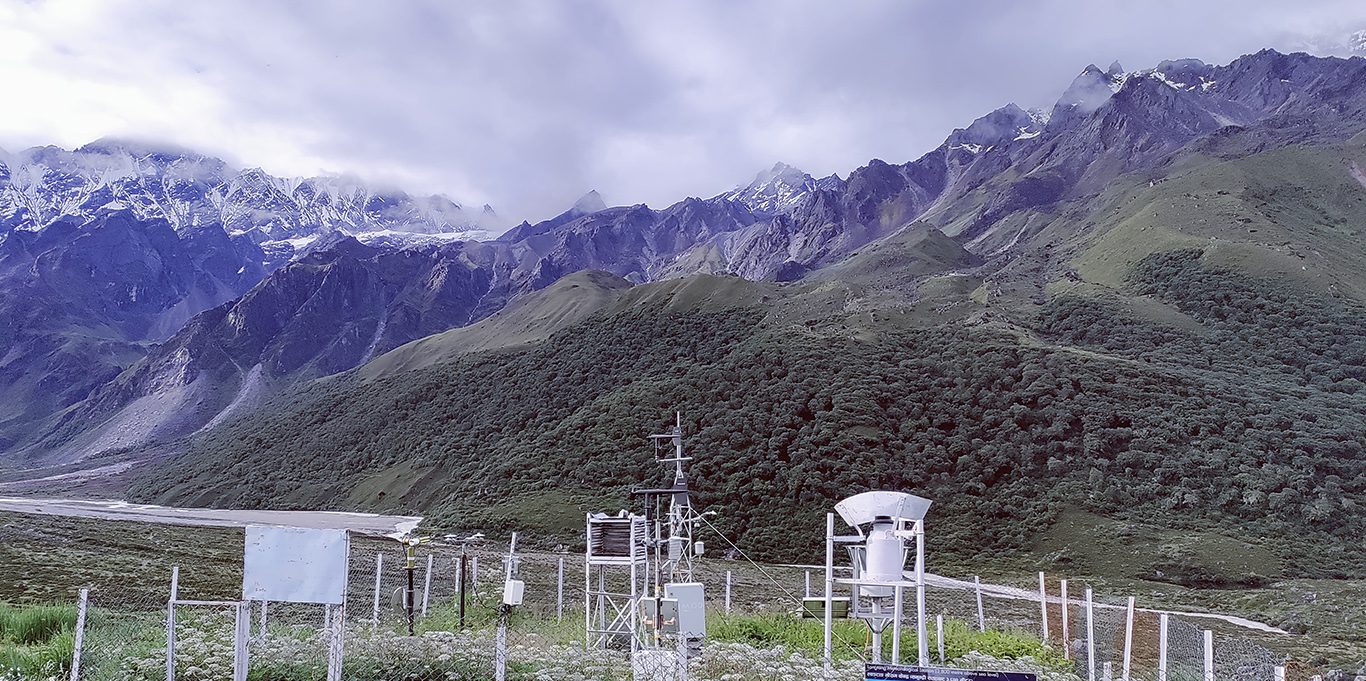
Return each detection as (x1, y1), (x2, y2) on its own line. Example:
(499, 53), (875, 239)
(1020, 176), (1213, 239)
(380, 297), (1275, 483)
(6, 48), (1366, 473)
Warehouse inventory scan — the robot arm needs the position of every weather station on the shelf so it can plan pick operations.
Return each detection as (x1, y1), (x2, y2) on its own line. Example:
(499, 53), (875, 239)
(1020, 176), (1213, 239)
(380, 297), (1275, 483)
(585, 413), (709, 681)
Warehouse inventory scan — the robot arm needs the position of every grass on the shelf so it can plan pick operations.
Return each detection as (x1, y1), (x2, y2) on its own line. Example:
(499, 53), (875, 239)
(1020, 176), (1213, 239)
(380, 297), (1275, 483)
(709, 612), (1071, 671)
(0, 603), (76, 679)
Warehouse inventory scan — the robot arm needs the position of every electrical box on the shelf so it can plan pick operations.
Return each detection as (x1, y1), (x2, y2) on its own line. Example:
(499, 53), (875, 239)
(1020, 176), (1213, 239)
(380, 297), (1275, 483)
(640, 597), (679, 634)
(800, 596), (850, 619)
(664, 582), (706, 638)
(502, 579), (525, 606)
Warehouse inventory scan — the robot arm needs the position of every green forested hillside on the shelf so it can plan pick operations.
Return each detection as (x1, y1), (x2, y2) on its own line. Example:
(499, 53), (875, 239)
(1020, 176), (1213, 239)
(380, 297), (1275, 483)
(130, 248), (1366, 579)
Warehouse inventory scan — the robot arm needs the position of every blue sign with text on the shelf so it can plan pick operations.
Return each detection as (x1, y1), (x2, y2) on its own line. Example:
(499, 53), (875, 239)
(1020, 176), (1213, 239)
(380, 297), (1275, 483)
(865, 664), (1038, 681)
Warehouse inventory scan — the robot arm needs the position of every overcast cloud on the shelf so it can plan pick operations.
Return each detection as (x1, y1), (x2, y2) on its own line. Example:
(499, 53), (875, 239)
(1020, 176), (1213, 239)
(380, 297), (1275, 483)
(1, 0), (1364, 223)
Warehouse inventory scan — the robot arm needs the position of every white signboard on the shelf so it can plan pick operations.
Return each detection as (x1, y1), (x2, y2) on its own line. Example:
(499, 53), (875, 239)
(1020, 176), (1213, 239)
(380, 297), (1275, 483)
(242, 526), (350, 605)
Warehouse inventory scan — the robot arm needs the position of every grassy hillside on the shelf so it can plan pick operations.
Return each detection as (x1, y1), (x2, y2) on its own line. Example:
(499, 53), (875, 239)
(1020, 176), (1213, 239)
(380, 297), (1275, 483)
(129, 248), (1365, 581)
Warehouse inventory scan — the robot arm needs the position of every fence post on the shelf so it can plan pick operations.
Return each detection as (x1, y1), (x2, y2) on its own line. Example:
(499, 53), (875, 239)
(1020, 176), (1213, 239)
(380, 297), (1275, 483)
(1158, 613), (1169, 681)
(823, 513), (834, 672)
(1060, 579), (1070, 659)
(421, 554), (434, 617)
(1203, 630), (1215, 681)
(471, 556), (479, 591)
(724, 570), (732, 613)
(805, 570), (811, 599)
(937, 613), (945, 664)
(974, 576), (985, 632)
(1039, 571), (1049, 642)
(1103, 662), (1113, 681)
(371, 553), (383, 626)
(557, 557), (565, 621)
(233, 601), (250, 681)
(495, 608), (507, 681)
(892, 586), (903, 664)
(166, 566), (179, 681)
(69, 588), (89, 681)
(1121, 596), (1135, 681)
(1085, 587), (1096, 681)
(259, 601), (268, 635)
(1275, 666), (1286, 681)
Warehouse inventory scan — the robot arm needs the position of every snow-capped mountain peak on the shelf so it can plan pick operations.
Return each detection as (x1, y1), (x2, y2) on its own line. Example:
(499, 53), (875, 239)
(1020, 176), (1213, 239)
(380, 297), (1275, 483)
(719, 162), (821, 215)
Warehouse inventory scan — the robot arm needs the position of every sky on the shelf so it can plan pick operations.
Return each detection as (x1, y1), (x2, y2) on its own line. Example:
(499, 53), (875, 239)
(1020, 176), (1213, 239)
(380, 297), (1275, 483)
(1, 0), (1364, 224)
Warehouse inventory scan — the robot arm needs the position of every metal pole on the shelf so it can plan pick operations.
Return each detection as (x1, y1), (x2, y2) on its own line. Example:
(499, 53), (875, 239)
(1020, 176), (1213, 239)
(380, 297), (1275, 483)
(1158, 613), (1169, 681)
(459, 552), (468, 629)
(1061, 579), (1070, 659)
(1039, 571), (1049, 642)
(974, 575), (985, 632)
(915, 520), (928, 667)
(471, 556), (479, 591)
(1203, 630), (1215, 681)
(937, 613), (945, 664)
(406, 561), (415, 636)
(823, 512), (834, 672)
(724, 571), (732, 613)
(166, 566), (179, 681)
(1275, 666), (1286, 681)
(421, 554), (434, 617)
(892, 585), (903, 664)
(1085, 588), (1096, 681)
(805, 571), (811, 599)
(557, 557), (565, 621)
(371, 553), (383, 626)
(1103, 662), (1113, 681)
(1122, 596), (1135, 681)
(259, 601), (268, 635)
(69, 588), (88, 681)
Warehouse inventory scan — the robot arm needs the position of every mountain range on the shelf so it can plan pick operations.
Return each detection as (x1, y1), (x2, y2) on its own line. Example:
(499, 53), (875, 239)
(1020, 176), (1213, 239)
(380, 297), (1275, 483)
(2, 50), (1364, 600)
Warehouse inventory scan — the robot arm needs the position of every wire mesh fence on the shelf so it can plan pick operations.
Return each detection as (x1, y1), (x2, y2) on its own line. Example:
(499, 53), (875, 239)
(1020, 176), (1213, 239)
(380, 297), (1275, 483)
(0, 517), (1311, 681)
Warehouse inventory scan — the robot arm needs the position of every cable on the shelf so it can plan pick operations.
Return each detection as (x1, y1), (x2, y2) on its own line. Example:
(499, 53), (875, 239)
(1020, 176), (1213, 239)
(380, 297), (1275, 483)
(696, 513), (867, 662)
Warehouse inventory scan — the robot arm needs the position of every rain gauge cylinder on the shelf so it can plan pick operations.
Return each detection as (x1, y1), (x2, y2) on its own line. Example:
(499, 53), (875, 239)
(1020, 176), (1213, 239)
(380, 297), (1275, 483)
(862, 516), (906, 596)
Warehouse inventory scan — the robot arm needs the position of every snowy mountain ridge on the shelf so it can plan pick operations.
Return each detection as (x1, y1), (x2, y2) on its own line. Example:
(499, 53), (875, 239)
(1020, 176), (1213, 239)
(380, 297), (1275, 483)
(0, 140), (504, 257)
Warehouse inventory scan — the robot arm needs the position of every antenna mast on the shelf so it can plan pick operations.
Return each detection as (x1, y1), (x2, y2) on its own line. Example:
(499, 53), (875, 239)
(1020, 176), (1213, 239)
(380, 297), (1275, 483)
(648, 411), (696, 582)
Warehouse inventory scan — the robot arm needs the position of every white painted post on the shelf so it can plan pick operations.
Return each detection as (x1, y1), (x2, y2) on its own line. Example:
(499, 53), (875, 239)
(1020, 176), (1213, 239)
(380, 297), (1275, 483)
(495, 610), (507, 681)
(724, 570), (732, 613)
(371, 553), (383, 626)
(1085, 588), (1096, 681)
(1158, 613), (1169, 681)
(69, 588), (89, 681)
(974, 575), (985, 632)
(421, 554), (434, 617)
(556, 557), (565, 621)
(892, 585), (903, 664)
(326, 601), (344, 681)
(1275, 666), (1286, 681)
(233, 600), (249, 681)
(937, 613), (945, 664)
(1039, 571), (1050, 642)
(1203, 630), (1215, 681)
(915, 520), (928, 667)
(471, 556), (479, 592)
(805, 570), (811, 599)
(259, 601), (268, 635)
(1061, 579), (1070, 659)
(1122, 596), (1135, 681)
(1103, 661), (1113, 681)
(823, 513), (834, 672)
(166, 567), (179, 681)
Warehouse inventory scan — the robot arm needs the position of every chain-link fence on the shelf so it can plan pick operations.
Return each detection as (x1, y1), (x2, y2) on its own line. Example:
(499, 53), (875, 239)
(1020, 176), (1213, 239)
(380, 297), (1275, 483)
(0, 515), (1316, 681)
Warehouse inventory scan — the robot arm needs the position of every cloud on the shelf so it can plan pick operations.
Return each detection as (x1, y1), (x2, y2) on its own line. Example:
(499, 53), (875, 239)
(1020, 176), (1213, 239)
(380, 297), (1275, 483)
(1, 0), (1363, 222)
